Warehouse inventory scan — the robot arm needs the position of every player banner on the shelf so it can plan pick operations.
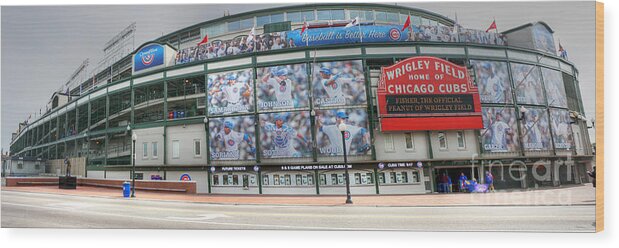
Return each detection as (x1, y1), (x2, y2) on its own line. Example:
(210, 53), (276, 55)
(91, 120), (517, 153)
(512, 63), (545, 105)
(520, 107), (552, 151)
(550, 108), (573, 150)
(377, 56), (483, 131)
(256, 64), (309, 111)
(315, 108), (371, 156)
(259, 111), (312, 158)
(311, 60), (367, 108)
(209, 116), (256, 161)
(481, 107), (520, 153)
(470, 60), (513, 104)
(207, 69), (254, 116)
(542, 68), (568, 108)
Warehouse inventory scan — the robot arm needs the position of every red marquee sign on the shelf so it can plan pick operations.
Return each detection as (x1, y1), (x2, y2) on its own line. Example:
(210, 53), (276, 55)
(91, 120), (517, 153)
(377, 56), (483, 131)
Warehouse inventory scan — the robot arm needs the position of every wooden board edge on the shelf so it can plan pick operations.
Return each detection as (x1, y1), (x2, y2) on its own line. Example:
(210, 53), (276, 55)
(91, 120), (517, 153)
(595, 0), (604, 233)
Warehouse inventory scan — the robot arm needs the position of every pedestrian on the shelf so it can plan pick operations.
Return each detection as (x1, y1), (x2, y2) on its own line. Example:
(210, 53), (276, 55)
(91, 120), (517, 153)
(485, 171), (495, 192)
(587, 166), (596, 187)
(458, 172), (468, 192)
(447, 174), (453, 193)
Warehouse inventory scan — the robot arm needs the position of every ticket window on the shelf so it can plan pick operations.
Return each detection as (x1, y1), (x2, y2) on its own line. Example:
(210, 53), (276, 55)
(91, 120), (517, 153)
(320, 174), (327, 185)
(401, 172), (409, 183)
(365, 173), (374, 184)
(354, 173), (362, 184)
(296, 175), (302, 185)
(273, 175), (280, 185)
(242, 175), (249, 188)
(390, 172), (397, 184)
(331, 174), (338, 185)
(284, 175), (291, 185)
(379, 172), (386, 184)
(337, 174), (344, 185)
(411, 170), (420, 183)
(396, 172), (403, 183)
(263, 175), (269, 185)
(213, 175), (220, 185)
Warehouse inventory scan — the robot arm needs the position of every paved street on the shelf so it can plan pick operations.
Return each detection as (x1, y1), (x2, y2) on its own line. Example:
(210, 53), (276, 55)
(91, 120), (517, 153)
(1, 190), (595, 232)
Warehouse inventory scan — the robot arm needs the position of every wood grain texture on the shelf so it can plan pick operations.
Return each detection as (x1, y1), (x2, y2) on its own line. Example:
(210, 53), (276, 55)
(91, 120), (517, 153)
(595, 1), (604, 233)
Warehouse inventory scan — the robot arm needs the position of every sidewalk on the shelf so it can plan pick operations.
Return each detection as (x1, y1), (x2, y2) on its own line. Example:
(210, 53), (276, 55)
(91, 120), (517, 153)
(1, 184), (596, 207)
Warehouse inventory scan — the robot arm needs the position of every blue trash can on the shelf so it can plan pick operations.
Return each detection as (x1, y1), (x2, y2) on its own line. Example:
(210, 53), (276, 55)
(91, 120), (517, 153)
(122, 182), (131, 198)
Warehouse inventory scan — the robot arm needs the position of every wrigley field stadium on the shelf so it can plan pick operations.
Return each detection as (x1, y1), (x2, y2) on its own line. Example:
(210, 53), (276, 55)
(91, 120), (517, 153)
(5, 3), (594, 195)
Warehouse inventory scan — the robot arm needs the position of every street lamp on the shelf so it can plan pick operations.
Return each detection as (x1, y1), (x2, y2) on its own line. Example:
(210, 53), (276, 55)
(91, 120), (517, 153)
(339, 122), (353, 204)
(131, 130), (137, 198)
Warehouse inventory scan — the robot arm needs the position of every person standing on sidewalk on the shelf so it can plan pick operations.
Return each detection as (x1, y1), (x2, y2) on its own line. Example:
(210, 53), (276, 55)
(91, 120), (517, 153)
(458, 172), (468, 192)
(587, 166), (596, 187)
(485, 171), (495, 192)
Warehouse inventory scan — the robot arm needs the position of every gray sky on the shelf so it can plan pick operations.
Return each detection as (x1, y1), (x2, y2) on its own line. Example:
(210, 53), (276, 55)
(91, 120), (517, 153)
(1, 1), (596, 152)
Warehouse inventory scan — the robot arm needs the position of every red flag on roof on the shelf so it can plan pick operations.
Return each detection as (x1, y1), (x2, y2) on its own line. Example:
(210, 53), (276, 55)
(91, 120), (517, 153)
(401, 15), (411, 32)
(486, 20), (497, 32)
(197, 34), (209, 46)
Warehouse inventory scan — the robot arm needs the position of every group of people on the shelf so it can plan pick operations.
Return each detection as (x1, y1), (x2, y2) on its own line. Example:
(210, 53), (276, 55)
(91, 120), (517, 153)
(175, 32), (292, 65)
(437, 171), (496, 193)
(409, 24), (507, 46)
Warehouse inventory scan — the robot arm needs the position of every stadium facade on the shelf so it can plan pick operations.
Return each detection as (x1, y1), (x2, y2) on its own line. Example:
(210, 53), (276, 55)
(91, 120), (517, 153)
(7, 3), (594, 194)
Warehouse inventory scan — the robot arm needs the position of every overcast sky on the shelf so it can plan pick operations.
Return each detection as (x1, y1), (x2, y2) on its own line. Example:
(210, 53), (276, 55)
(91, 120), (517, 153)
(0, 1), (596, 152)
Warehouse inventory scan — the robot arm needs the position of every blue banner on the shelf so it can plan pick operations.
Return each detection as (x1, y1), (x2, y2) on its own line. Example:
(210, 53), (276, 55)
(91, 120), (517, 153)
(134, 44), (165, 72)
(287, 25), (410, 47)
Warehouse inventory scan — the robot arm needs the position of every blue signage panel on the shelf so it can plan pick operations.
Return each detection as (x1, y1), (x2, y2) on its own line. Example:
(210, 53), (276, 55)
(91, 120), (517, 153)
(134, 44), (165, 72)
(287, 25), (410, 47)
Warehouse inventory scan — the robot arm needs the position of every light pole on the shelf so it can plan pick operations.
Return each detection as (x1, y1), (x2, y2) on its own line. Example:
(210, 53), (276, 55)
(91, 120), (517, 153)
(339, 122), (353, 204)
(130, 128), (137, 198)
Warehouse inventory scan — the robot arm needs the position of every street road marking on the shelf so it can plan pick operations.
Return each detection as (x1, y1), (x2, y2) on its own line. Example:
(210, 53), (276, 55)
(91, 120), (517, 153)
(167, 214), (229, 220)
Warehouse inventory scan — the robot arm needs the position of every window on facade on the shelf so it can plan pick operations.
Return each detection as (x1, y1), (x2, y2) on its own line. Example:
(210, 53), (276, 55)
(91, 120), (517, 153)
(308, 175), (314, 185)
(402, 172), (409, 183)
(262, 175), (269, 185)
(284, 174), (291, 185)
(152, 142), (158, 158)
(256, 15), (270, 26)
(331, 174), (338, 185)
(296, 175), (302, 185)
(411, 170), (420, 183)
(384, 134), (395, 152)
(227, 20), (241, 32)
(366, 173), (374, 184)
(320, 174), (327, 185)
(194, 139), (201, 157)
(142, 142), (148, 159)
(172, 140), (180, 159)
(438, 132), (448, 150)
(134, 83), (164, 124)
(457, 131), (466, 149)
(354, 173), (361, 184)
(233, 175), (239, 185)
(240, 18), (254, 30)
(213, 175), (219, 185)
(386, 12), (399, 23)
(273, 174), (280, 185)
(405, 132), (415, 150)
(271, 13), (284, 23)
(316, 10), (331, 20)
(17, 162), (23, 170)
(379, 172), (385, 184)
(287, 11), (315, 22)
(337, 174), (344, 185)
(390, 172), (397, 184)
(349, 10), (374, 21)
(223, 175), (229, 185)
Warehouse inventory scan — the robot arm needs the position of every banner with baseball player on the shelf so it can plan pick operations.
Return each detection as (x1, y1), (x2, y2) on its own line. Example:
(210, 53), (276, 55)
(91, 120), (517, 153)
(259, 111), (312, 159)
(532, 23), (557, 55)
(549, 108), (573, 150)
(209, 116), (256, 161)
(511, 63), (545, 105)
(207, 69), (254, 116)
(256, 64), (309, 111)
(481, 107), (520, 153)
(541, 68), (568, 108)
(470, 60), (513, 104)
(520, 107), (552, 151)
(311, 60), (367, 108)
(315, 108), (371, 156)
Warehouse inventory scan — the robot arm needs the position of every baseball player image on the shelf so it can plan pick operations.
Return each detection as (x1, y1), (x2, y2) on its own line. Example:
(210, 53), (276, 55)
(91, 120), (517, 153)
(212, 120), (254, 160)
(551, 110), (572, 149)
(209, 72), (252, 114)
(316, 67), (362, 107)
(261, 113), (310, 158)
(316, 111), (370, 156)
(523, 111), (544, 150)
(260, 67), (294, 109)
(488, 110), (514, 151)
(477, 62), (509, 103)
